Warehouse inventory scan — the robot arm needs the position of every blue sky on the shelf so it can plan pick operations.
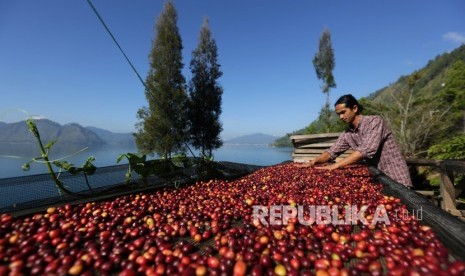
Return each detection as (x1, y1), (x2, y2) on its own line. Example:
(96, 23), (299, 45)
(1, 1), (464, 140)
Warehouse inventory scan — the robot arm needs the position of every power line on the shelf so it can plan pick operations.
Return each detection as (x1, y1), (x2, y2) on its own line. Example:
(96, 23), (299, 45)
(85, 0), (147, 89)
(84, 0), (197, 159)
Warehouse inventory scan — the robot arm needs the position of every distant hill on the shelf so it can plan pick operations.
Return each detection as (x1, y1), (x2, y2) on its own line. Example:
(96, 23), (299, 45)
(86, 126), (135, 147)
(225, 133), (279, 145)
(0, 119), (137, 155)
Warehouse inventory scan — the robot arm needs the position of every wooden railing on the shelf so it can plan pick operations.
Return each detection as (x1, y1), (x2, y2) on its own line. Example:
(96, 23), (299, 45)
(406, 158), (465, 219)
(290, 134), (465, 219)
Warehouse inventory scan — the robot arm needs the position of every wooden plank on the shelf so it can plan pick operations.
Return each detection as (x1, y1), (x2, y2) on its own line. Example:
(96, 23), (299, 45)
(439, 168), (458, 214)
(294, 138), (338, 145)
(294, 148), (354, 154)
(292, 136), (339, 143)
(292, 153), (352, 159)
(294, 142), (339, 148)
(446, 209), (465, 218)
(291, 134), (341, 146)
(439, 160), (465, 204)
(294, 148), (329, 154)
(293, 157), (348, 163)
(441, 160), (465, 173)
(292, 153), (321, 158)
(415, 190), (436, 196)
(290, 133), (342, 140)
(291, 133), (351, 163)
(406, 158), (440, 167)
(292, 139), (338, 147)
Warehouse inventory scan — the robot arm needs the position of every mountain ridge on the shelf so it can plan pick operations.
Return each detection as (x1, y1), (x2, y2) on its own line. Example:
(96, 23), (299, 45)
(225, 133), (279, 145)
(0, 119), (134, 155)
(0, 120), (281, 150)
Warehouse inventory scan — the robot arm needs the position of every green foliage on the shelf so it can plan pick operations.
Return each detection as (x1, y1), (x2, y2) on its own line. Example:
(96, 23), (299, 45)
(304, 105), (346, 134)
(416, 45), (465, 90)
(438, 60), (465, 133)
(358, 97), (379, 115)
(312, 28), (336, 133)
(135, 1), (188, 159)
(172, 152), (188, 167)
(200, 151), (215, 162)
(312, 28), (336, 95)
(427, 135), (465, 160)
(440, 60), (465, 110)
(52, 157), (97, 176)
(272, 134), (294, 147)
(188, 18), (223, 159)
(362, 72), (452, 157)
(117, 153), (154, 184)
(21, 117), (96, 195)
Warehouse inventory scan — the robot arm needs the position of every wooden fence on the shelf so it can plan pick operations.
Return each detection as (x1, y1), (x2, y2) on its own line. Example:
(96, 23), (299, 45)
(406, 158), (465, 219)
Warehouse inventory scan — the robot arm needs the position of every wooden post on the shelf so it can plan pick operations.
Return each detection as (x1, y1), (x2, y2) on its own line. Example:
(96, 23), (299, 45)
(439, 168), (458, 215)
(439, 161), (465, 218)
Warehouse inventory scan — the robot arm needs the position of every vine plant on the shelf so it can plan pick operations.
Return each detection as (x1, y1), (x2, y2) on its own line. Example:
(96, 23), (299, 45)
(21, 118), (97, 195)
(116, 153), (154, 184)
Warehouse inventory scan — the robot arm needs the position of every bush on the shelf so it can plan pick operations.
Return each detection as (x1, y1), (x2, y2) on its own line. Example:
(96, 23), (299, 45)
(427, 134), (465, 160)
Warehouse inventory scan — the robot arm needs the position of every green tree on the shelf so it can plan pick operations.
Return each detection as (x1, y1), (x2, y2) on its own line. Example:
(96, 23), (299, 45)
(428, 134), (465, 160)
(439, 60), (465, 133)
(135, 1), (188, 159)
(305, 106), (345, 134)
(312, 28), (336, 132)
(187, 18), (223, 158)
(364, 73), (451, 157)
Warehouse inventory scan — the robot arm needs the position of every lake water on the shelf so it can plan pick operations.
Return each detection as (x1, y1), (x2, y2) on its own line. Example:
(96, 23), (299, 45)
(0, 144), (293, 179)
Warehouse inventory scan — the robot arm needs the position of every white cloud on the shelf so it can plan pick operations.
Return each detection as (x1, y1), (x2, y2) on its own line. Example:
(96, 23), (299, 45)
(31, 115), (47, 120)
(442, 32), (465, 44)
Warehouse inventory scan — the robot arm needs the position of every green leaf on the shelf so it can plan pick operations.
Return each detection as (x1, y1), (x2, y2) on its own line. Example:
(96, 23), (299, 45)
(116, 154), (125, 163)
(81, 156), (97, 175)
(53, 160), (74, 171)
(22, 162), (31, 171)
(44, 140), (58, 151)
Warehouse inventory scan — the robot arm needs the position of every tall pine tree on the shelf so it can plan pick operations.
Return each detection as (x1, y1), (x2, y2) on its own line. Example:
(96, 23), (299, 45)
(135, 1), (187, 159)
(188, 18), (223, 158)
(312, 28), (336, 133)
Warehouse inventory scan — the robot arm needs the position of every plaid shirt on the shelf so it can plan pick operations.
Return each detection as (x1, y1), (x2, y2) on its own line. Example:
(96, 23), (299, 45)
(326, 115), (412, 187)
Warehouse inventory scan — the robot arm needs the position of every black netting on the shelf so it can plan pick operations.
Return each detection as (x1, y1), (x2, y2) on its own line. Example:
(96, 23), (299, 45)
(369, 166), (465, 261)
(0, 165), (135, 214)
(0, 160), (264, 215)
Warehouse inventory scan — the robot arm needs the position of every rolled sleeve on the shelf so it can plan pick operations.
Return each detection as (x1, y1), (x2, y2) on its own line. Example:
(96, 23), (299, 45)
(355, 117), (384, 159)
(327, 133), (350, 160)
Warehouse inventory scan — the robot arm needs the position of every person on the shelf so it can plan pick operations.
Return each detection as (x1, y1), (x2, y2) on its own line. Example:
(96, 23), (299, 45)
(300, 94), (413, 188)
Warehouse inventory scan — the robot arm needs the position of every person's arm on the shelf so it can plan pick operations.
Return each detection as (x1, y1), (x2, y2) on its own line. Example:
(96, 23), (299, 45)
(294, 151), (331, 167)
(315, 150), (363, 170)
(310, 151), (332, 166)
(317, 116), (385, 170)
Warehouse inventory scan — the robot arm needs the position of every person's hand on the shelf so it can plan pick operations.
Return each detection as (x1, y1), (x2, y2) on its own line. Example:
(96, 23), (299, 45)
(294, 160), (315, 167)
(314, 163), (339, 171)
